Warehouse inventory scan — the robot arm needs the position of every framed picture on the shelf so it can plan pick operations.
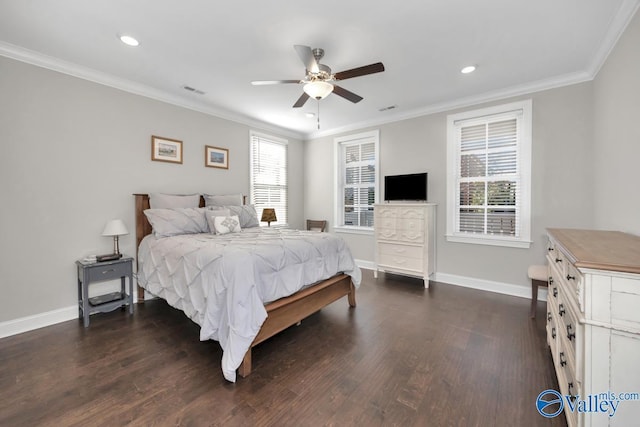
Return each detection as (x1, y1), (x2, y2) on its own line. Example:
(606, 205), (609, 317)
(205, 145), (229, 169)
(151, 135), (183, 164)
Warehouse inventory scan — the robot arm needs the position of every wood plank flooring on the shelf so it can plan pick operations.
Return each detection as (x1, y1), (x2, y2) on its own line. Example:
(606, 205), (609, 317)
(0, 270), (565, 426)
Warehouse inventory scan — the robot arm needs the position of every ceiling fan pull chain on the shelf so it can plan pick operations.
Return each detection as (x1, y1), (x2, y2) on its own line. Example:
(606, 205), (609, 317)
(317, 98), (320, 129)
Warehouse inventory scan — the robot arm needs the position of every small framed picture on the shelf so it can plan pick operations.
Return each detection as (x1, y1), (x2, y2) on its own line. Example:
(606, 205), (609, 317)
(205, 145), (229, 169)
(151, 136), (183, 164)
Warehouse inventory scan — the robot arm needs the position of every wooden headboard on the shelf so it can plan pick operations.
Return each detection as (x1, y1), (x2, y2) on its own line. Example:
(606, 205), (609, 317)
(132, 194), (207, 249)
(133, 193), (247, 250)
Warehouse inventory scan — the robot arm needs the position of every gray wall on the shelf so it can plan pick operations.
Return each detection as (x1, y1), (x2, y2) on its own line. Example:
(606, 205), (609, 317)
(304, 82), (595, 289)
(593, 9), (640, 235)
(304, 7), (640, 291)
(0, 56), (303, 322)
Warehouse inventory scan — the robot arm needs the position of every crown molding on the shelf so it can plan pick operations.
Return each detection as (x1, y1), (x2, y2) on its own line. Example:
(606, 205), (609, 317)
(305, 69), (593, 140)
(0, 41), (305, 140)
(586, 0), (640, 77)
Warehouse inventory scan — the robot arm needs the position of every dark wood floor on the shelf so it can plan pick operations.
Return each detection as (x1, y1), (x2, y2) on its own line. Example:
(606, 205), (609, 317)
(0, 270), (565, 427)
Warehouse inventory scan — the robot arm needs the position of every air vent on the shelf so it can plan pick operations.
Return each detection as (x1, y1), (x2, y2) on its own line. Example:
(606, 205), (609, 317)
(182, 85), (206, 95)
(379, 105), (398, 112)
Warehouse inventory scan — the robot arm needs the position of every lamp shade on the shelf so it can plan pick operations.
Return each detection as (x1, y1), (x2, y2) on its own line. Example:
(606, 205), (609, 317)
(260, 208), (277, 224)
(303, 81), (334, 99)
(102, 219), (129, 236)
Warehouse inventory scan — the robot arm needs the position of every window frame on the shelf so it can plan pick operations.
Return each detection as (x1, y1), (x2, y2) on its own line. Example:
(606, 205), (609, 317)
(333, 130), (380, 234)
(446, 100), (532, 248)
(249, 130), (288, 227)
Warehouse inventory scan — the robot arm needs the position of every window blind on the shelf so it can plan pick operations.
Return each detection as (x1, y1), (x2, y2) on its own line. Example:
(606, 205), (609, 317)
(250, 132), (288, 226)
(342, 140), (376, 227)
(456, 113), (521, 237)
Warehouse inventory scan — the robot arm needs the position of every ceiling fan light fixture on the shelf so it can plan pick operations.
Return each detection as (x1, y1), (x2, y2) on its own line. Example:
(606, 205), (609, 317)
(303, 81), (334, 99)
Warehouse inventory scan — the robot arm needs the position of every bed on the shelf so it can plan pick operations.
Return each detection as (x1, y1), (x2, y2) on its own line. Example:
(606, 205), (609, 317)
(133, 193), (361, 382)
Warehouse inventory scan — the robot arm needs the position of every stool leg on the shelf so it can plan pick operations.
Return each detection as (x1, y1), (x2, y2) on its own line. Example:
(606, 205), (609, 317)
(530, 280), (538, 319)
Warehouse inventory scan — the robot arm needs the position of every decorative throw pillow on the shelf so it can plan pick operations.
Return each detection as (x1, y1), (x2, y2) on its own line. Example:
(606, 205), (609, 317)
(226, 204), (259, 228)
(204, 194), (243, 207)
(204, 208), (231, 234)
(213, 215), (242, 235)
(144, 208), (208, 237)
(149, 193), (200, 209)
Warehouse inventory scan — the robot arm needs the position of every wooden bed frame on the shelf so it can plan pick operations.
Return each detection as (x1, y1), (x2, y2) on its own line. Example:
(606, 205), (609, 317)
(133, 194), (356, 377)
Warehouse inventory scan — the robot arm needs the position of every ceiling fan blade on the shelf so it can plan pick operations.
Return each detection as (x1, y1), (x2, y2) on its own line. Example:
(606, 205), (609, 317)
(332, 85), (363, 103)
(334, 62), (385, 80)
(251, 79), (302, 85)
(294, 45), (319, 73)
(292, 92), (310, 108)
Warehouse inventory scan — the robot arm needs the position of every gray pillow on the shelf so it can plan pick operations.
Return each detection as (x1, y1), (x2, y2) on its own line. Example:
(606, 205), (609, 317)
(204, 194), (243, 207)
(149, 193), (200, 209)
(144, 208), (208, 237)
(226, 204), (259, 228)
(204, 208), (231, 234)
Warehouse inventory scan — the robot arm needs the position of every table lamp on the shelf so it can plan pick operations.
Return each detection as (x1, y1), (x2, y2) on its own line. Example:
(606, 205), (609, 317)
(261, 208), (277, 227)
(99, 219), (129, 261)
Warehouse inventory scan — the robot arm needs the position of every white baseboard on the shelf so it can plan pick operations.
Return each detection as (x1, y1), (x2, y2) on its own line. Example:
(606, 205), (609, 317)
(433, 272), (547, 301)
(0, 305), (78, 339)
(0, 292), (141, 339)
(1, 266), (545, 339)
(359, 261), (547, 302)
(355, 259), (376, 271)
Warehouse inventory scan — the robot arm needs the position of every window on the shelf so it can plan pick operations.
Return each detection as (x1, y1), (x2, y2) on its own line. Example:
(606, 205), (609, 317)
(446, 100), (532, 248)
(334, 130), (379, 231)
(250, 131), (288, 226)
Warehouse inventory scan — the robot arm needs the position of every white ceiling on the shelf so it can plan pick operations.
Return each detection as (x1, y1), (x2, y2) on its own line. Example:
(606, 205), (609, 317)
(1, 0), (638, 139)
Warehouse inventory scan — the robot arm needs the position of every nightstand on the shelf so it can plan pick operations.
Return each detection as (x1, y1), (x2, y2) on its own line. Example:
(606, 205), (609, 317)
(76, 256), (134, 327)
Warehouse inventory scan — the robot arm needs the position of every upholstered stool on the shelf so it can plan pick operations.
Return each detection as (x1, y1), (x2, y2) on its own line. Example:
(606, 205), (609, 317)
(528, 265), (548, 318)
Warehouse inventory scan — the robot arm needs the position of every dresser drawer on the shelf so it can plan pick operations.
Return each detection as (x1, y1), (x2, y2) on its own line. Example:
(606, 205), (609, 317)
(87, 261), (131, 283)
(564, 263), (584, 311)
(378, 254), (423, 273)
(398, 207), (425, 220)
(378, 242), (423, 259)
(556, 290), (579, 365)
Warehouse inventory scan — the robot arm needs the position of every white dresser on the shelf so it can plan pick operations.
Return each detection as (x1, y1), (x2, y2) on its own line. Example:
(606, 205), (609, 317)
(546, 228), (640, 427)
(373, 203), (436, 288)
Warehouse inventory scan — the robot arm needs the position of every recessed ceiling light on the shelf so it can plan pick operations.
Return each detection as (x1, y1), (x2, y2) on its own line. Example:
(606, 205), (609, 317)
(461, 65), (476, 74)
(305, 112), (315, 118)
(119, 35), (139, 47)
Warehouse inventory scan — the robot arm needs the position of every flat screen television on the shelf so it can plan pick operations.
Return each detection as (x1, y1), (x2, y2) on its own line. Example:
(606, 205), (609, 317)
(384, 172), (428, 201)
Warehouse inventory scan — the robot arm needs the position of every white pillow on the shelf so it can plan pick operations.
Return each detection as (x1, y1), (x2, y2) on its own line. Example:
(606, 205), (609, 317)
(149, 193), (200, 209)
(204, 194), (243, 207)
(213, 215), (242, 235)
(204, 208), (231, 234)
(226, 204), (259, 228)
(144, 208), (208, 237)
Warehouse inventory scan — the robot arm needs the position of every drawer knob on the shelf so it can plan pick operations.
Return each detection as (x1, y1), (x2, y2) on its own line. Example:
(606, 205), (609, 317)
(549, 277), (554, 285)
(568, 383), (577, 402)
(559, 352), (567, 367)
(558, 304), (565, 316)
(548, 247), (554, 252)
(553, 287), (558, 298)
(567, 324), (575, 341)
(551, 327), (556, 339)
(566, 274), (575, 281)
(547, 312), (552, 322)
(555, 258), (562, 263)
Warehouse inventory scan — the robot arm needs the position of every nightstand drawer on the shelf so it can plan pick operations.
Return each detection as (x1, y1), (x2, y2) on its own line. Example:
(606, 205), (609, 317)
(87, 261), (131, 283)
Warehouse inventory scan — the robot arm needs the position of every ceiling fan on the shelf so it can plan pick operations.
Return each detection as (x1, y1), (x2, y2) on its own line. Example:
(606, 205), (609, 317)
(251, 45), (385, 108)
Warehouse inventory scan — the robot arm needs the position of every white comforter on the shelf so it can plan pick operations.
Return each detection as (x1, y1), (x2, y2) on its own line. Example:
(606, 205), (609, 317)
(137, 227), (361, 382)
